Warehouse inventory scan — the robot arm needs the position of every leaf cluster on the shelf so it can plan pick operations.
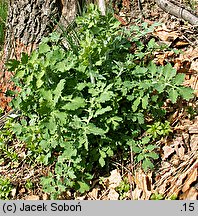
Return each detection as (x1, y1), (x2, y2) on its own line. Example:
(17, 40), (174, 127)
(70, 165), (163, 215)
(0, 177), (13, 200)
(6, 4), (194, 198)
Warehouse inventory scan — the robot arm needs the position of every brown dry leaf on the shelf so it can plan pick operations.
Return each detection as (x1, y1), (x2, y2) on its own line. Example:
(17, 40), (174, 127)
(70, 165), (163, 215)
(108, 169), (122, 189)
(181, 47), (198, 61)
(162, 146), (175, 160)
(171, 155), (180, 167)
(190, 60), (198, 72)
(76, 195), (86, 200)
(42, 193), (49, 200)
(25, 195), (40, 200)
(177, 172), (188, 185)
(189, 126), (198, 134)
(10, 188), (17, 199)
(172, 137), (183, 147)
(182, 169), (198, 193)
(173, 40), (189, 48)
(194, 90), (198, 97)
(182, 133), (190, 146)
(174, 59), (191, 73)
(175, 48), (198, 75)
(155, 169), (173, 194)
(131, 188), (143, 200)
(133, 169), (153, 199)
(168, 110), (179, 123)
(153, 28), (178, 44)
(102, 177), (109, 188)
(167, 178), (182, 197)
(167, 170), (190, 197)
(114, 14), (128, 26)
(173, 47), (198, 75)
(108, 188), (119, 200)
(19, 188), (26, 194)
(88, 188), (99, 200)
(177, 146), (185, 159)
(122, 0), (130, 10)
(180, 187), (198, 200)
(156, 53), (166, 65)
(173, 138), (186, 159)
(190, 135), (198, 151)
(155, 51), (176, 66)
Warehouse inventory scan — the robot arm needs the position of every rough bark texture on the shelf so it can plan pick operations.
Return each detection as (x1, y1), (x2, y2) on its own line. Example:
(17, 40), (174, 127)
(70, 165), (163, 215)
(59, 0), (78, 27)
(4, 0), (62, 61)
(3, 0), (78, 61)
(0, 0), (78, 111)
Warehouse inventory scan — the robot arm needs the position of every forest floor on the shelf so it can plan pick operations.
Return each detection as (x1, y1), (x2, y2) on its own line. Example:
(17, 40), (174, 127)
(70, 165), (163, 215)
(0, 0), (197, 200)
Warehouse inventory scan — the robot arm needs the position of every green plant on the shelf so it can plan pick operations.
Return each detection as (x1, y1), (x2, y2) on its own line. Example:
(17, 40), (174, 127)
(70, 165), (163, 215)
(168, 194), (178, 200)
(186, 105), (198, 120)
(0, 143), (19, 162)
(0, 177), (13, 200)
(25, 179), (33, 190)
(0, 108), (3, 115)
(0, 117), (20, 164)
(184, 0), (198, 11)
(150, 192), (177, 200)
(6, 4), (194, 198)
(147, 121), (172, 139)
(116, 177), (130, 200)
(150, 192), (164, 200)
(127, 136), (159, 171)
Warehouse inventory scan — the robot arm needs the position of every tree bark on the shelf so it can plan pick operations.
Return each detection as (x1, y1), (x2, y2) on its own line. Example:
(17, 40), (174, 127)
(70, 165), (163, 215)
(59, 0), (78, 27)
(5, 0), (61, 61)
(3, 0), (79, 61)
(0, 0), (78, 112)
(98, 0), (106, 16)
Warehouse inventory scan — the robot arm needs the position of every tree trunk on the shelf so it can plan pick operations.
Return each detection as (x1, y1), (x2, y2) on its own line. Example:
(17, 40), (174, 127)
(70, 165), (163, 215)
(0, 0), (78, 111)
(98, 0), (106, 16)
(4, 0), (77, 61)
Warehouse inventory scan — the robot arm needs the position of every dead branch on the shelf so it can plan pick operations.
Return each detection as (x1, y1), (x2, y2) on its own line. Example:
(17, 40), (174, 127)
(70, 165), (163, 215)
(155, 0), (198, 26)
